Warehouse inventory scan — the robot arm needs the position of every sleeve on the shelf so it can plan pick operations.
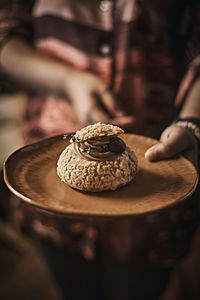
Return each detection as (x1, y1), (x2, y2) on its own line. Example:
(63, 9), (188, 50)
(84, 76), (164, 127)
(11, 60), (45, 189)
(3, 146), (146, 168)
(0, 0), (34, 48)
(175, 1), (200, 107)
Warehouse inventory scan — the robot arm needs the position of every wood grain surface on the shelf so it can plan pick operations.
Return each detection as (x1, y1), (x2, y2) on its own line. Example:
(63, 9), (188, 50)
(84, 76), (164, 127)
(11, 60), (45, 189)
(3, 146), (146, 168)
(3, 134), (198, 219)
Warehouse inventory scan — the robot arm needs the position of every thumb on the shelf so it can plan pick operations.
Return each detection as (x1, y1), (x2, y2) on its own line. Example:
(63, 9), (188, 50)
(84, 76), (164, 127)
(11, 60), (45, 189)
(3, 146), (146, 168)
(145, 142), (177, 161)
(145, 126), (191, 161)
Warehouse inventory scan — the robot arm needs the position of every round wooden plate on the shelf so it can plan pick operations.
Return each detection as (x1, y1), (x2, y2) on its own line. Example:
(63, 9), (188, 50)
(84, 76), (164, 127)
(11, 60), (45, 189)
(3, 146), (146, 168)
(3, 134), (198, 219)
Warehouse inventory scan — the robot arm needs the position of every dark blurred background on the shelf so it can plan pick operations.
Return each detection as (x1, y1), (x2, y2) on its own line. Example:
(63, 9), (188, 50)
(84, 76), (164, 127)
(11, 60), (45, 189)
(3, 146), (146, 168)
(0, 72), (25, 219)
(0, 73), (62, 300)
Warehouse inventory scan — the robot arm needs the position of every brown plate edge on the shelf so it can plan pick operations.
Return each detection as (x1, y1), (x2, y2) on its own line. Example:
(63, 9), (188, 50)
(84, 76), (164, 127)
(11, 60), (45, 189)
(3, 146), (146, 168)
(3, 134), (199, 220)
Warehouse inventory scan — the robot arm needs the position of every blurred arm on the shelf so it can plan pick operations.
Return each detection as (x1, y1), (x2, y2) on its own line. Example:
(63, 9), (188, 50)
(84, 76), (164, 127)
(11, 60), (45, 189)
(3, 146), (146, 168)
(0, 37), (75, 95)
(179, 78), (200, 118)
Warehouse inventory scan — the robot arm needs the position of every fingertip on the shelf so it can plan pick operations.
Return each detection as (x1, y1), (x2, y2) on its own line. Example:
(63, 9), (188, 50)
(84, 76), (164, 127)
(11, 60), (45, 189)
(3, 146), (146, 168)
(146, 143), (168, 161)
(145, 150), (152, 161)
(145, 145), (158, 161)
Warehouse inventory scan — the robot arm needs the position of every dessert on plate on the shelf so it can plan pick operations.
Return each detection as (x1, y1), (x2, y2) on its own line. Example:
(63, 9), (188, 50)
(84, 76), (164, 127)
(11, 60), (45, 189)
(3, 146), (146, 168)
(57, 122), (138, 192)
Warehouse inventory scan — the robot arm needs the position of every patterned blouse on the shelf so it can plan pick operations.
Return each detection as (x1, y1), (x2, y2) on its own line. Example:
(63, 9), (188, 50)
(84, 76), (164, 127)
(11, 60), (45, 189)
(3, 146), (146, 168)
(0, 0), (200, 267)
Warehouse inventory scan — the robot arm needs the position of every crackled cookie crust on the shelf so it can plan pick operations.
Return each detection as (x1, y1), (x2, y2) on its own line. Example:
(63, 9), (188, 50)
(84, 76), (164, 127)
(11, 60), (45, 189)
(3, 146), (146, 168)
(57, 123), (138, 192)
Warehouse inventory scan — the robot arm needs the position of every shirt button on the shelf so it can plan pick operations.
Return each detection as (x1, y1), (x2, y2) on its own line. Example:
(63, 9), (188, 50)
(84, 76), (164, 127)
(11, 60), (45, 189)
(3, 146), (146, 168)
(99, 44), (112, 56)
(99, 0), (112, 13)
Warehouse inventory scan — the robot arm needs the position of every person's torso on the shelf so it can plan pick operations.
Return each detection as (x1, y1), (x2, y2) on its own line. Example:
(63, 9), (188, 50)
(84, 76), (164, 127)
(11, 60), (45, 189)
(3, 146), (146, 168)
(25, 0), (199, 141)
